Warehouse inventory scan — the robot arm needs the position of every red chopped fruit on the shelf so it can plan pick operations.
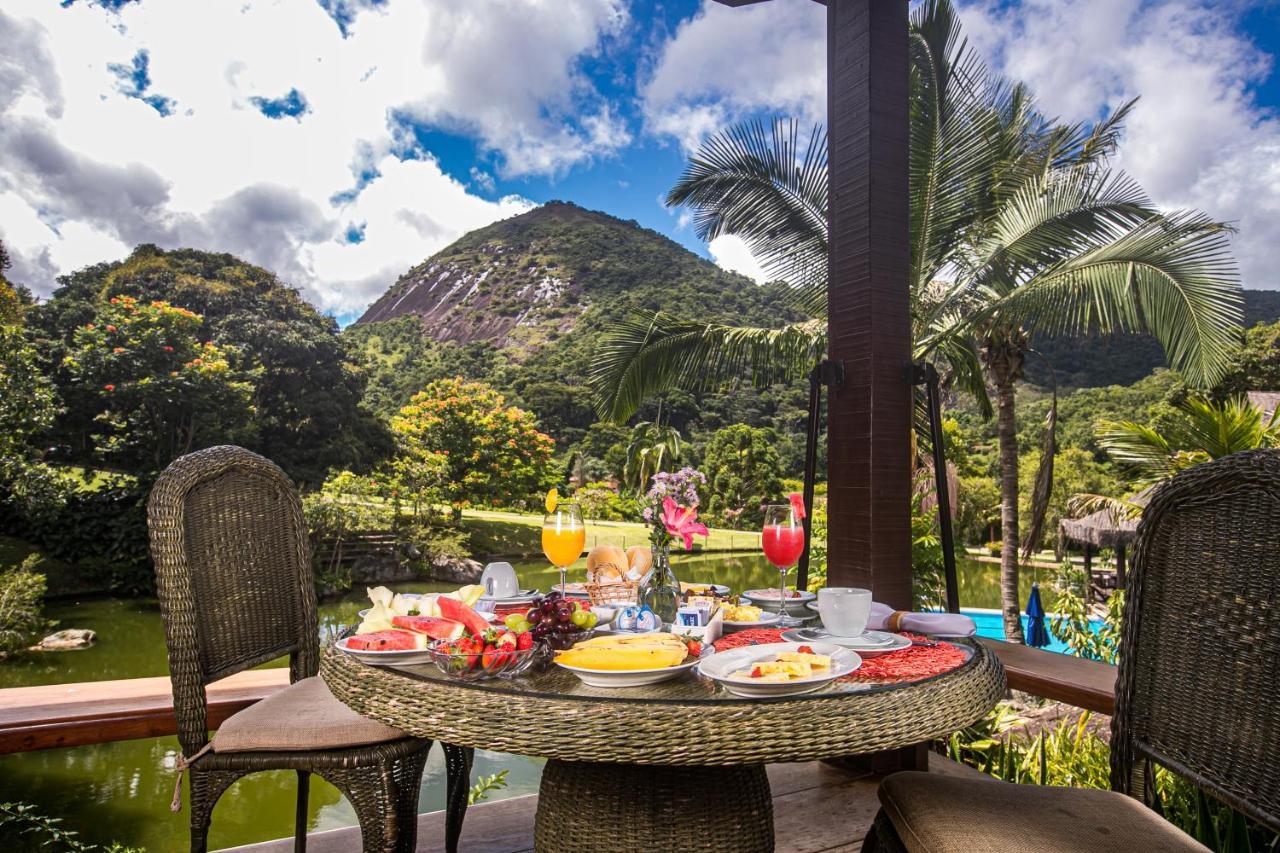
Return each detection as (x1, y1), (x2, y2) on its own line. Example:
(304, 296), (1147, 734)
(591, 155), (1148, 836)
(437, 596), (492, 637)
(750, 666), (764, 678)
(390, 615), (464, 641)
(797, 645), (814, 654)
(346, 630), (424, 651)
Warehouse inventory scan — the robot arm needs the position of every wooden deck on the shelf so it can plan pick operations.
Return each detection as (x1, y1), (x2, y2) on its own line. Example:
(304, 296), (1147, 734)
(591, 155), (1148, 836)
(220, 756), (987, 853)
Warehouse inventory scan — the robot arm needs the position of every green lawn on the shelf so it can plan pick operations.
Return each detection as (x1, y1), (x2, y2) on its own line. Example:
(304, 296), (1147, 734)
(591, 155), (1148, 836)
(460, 509), (761, 558)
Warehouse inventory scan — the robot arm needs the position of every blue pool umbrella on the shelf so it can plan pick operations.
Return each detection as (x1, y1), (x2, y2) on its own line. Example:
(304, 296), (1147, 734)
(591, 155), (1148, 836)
(1025, 582), (1050, 648)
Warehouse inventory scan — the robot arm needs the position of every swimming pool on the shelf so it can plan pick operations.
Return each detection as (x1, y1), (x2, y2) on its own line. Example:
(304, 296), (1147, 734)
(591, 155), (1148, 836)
(961, 607), (1103, 655)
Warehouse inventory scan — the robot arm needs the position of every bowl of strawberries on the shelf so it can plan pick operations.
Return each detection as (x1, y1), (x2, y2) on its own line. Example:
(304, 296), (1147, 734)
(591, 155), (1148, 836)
(427, 627), (539, 681)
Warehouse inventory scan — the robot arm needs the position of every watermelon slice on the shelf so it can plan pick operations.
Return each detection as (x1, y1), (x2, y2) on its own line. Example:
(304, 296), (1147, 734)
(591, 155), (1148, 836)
(391, 615), (465, 641)
(437, 596), (491, 637)
(345, 630), (426, 651)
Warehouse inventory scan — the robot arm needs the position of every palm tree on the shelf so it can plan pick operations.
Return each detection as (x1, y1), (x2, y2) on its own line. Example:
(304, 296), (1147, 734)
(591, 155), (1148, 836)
(588, 0), (1243, 642)
(623, 420), (683, 495)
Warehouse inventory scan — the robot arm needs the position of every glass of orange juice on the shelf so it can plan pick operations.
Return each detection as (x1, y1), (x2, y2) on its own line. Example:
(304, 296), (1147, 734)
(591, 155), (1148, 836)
(542, 502), (586, 594)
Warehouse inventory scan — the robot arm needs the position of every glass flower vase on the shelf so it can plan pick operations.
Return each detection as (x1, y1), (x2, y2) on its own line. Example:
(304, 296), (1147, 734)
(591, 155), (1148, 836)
(639, 544), (680, 625)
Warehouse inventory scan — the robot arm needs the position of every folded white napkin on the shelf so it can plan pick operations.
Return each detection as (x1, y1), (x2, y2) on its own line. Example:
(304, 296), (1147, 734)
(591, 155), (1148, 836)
(867, 602), (975, 637)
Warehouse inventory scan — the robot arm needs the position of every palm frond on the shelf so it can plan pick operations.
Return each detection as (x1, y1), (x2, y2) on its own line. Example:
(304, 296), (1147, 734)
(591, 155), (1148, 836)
(1067, 492), (1143, 522)
(588, 314), (825, 423)
(909, 0), (999, 288)
(970, 211), (1242, 387)
(666, 118), (828, 306)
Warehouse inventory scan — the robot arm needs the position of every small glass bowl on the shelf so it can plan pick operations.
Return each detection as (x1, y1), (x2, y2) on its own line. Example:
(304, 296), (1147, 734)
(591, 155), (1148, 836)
(426, 644), (537, 681)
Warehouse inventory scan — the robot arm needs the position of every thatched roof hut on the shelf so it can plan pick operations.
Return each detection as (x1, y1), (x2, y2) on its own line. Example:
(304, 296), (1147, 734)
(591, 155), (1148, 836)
(1248, 391), (1280, 419)
(1058, 508), (1138, 553)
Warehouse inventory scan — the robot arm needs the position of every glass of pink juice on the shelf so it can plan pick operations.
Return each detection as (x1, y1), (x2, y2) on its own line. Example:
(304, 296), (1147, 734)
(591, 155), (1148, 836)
(762, 504), (806, 627)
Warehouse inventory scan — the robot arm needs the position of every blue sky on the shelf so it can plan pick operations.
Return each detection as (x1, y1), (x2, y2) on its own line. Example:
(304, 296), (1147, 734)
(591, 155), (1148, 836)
(2, 0), (1279, 322)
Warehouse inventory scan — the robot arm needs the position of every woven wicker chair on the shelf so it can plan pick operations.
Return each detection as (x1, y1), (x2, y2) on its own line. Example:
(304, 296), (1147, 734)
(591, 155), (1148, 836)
(148, 445), (474, 853)
(864, 448), (1280, 852)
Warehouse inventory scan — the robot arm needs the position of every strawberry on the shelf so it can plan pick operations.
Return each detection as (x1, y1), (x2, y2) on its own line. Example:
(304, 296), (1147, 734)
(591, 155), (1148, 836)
(517, 631), (534, 650)
(684, 639), (702, 657)
(496, 631), (517, 650)
(481, 643), (500, 670)
(750, 666), (764, 678)
(797, 645), (814, 654)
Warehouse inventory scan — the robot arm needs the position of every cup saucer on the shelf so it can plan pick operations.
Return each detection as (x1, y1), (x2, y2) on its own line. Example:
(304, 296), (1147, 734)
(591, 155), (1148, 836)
(781, 628), (911, 655)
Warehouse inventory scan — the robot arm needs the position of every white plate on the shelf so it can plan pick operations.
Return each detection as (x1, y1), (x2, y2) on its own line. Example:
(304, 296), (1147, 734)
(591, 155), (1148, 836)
(335, 636), (435, 666)
(680, 583), (732, 596)
(721, 610), (782, 631)
(479, 591), (539, 605)
(595, 622), (664, 635)
(781, 628), (911, 656)
(696, 642), (860, 698)
(741, 589), (816, 616)
(552, 583), (593, 598)
(556, 648), (712, 688)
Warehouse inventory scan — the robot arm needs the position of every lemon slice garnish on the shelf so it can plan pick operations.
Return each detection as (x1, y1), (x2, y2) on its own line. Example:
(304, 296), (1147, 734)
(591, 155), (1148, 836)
(545, 488), (560, 514)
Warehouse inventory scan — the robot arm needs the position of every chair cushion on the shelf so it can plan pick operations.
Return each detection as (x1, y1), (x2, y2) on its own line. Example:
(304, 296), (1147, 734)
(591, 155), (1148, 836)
(212, 676), (408, 753)
(879, 771), (1209, 853)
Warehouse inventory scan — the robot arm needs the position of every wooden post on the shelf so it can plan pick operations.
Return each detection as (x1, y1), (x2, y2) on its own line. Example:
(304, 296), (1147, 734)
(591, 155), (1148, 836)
(1115, 544), (1127, 589)
(824, 0), (913, 608)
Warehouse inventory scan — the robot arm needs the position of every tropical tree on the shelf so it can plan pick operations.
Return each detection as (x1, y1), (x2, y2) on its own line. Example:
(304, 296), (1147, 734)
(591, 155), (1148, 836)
(588, 0), (1242, 641)
(701, 424), (785, 528)
(62, 295), (258, 473)
(390, 377), (554, 517)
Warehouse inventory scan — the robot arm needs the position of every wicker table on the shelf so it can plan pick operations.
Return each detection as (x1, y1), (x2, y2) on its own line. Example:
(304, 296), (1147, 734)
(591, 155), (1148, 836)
(321, 637), (1005, 852)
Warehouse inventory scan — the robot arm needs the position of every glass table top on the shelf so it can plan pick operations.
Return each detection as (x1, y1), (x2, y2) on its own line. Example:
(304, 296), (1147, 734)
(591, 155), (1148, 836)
(372, 637), (979, 706)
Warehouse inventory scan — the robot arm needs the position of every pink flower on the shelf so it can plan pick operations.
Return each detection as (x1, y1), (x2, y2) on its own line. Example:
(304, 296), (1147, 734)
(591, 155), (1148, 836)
(661, 497), (709, 550)
(789, 492), (806, 521)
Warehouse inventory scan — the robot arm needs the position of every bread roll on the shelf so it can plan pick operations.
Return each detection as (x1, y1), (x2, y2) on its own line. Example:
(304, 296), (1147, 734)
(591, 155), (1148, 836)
(586, 545), (628, 583)
(626, 545), (653, 579)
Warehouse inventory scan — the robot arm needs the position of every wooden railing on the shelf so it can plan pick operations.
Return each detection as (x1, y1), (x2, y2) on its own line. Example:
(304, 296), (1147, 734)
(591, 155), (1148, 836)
(0, 640), (1116, 755)
(0, 669), (288, 754)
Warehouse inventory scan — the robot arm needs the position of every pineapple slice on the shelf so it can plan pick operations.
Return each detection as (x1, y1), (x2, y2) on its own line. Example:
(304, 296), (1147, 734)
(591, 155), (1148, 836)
(777, 651), (832, 669)
(756, 659), (813, 678)
(731, 669), (792, 682)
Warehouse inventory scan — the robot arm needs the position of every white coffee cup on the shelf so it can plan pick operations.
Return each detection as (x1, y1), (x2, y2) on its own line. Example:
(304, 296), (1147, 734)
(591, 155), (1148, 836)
(818, 587), (872, 638)
(480, 562), (519, 598)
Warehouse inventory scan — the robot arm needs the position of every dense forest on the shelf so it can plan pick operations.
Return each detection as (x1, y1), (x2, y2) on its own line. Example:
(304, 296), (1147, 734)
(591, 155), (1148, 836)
(1, 204), (1279, 594)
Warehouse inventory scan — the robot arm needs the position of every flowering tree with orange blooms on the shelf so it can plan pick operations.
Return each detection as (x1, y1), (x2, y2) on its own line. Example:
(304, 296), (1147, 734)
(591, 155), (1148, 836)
(391, 377), (554, 517)
(62, 295), (256, 472)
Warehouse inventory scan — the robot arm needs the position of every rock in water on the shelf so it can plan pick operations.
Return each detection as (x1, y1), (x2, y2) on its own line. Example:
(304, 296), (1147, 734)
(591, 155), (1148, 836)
(33, 629), (96, 651)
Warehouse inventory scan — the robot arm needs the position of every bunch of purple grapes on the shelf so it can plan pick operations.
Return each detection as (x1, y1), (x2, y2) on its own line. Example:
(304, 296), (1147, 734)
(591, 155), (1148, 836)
(525, 591), (591, 651)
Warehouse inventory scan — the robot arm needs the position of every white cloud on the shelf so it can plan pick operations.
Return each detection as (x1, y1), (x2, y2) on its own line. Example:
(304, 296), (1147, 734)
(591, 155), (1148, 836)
(0, 0), (620, 312)
(648, 0), (1278, 290)
(642, 0), (826, 152)
(708, 234), (766, 283)
(959, 0), (1280, 290)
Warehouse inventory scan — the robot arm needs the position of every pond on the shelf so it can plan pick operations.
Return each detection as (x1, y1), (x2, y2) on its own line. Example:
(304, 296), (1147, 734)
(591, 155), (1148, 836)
(0, 554), (1050, 851)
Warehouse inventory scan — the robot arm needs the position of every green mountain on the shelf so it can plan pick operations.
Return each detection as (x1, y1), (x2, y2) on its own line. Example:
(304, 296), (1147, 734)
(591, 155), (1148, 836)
(354, 200), (783, 354)
(346, 202), (807, 452)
